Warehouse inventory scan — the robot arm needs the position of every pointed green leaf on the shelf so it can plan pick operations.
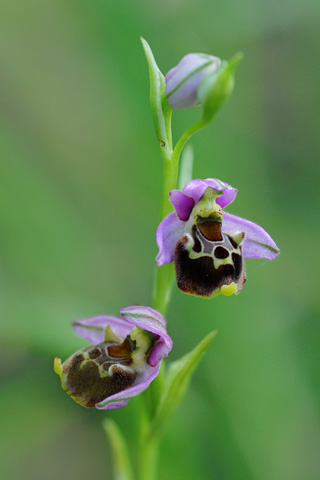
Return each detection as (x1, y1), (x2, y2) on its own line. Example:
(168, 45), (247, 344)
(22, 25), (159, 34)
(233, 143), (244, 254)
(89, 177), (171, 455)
(178, 144), (194, 190)
(141, 37), (172, 154)
(148, 330), (217, 440)
(103, 419), (134, 480)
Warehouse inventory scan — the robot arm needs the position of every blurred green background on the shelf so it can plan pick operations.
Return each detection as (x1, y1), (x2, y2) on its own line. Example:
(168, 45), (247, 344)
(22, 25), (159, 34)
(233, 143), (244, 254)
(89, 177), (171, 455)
(1, 0), (319, 479)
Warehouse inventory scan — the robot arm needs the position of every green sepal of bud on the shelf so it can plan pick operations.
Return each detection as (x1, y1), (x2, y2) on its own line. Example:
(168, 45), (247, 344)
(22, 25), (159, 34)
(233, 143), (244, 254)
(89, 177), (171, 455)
(198, 52), (243, 125)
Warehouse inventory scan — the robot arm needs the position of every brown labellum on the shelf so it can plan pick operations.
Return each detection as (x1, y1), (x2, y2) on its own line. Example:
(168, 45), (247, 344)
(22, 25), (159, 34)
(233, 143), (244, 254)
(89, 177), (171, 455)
(174, 225), (246, 298)
(62, 339), (136, 408)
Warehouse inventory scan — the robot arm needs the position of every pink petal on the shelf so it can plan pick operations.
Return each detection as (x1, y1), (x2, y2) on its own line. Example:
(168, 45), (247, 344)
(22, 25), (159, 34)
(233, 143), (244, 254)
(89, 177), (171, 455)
(223, 212), (280, 260)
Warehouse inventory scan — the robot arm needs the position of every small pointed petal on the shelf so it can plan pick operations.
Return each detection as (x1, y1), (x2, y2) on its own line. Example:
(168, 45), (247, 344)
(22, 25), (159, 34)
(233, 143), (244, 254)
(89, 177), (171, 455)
(120, 306), (173, 367)
(182, 178), (237, 208)
(104, 325), (122, 343)
(223, 212), (280, 260)
(169, 190), (195, 221)
(156, 212), (186, 266)
(72, 316), (131, 343)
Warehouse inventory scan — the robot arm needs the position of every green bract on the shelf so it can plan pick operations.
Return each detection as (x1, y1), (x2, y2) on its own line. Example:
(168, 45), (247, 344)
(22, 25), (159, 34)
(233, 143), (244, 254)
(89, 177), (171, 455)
(141, 37), (172, 155)
(198, 53), (243, 124)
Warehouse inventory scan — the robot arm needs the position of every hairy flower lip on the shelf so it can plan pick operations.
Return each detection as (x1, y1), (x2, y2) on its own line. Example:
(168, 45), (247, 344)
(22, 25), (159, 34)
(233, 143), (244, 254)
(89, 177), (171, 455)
(57, 306), (172, 410)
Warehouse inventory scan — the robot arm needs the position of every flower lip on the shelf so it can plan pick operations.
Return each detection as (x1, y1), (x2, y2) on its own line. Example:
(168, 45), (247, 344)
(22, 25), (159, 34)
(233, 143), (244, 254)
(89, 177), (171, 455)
(57, 306), (172, 410)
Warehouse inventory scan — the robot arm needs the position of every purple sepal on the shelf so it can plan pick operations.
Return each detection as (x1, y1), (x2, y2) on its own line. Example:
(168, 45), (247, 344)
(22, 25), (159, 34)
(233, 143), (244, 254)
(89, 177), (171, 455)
(156, 212), (185, 267)
(72, 306), (172, 410)
(223, 212), (280, 260)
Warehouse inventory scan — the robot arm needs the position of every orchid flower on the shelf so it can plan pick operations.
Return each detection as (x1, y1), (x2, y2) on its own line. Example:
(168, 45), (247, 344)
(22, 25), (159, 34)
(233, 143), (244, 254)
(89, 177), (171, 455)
(156, 178), (279, 298)
(54, 306), (172, 410)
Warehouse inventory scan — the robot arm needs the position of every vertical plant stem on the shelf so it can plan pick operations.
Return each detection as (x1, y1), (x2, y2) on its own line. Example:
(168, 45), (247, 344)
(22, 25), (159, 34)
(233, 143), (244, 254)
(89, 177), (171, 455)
(139, 144), (179, 480)
(139, 437), (159, 480)
(138, 109), (200, 480)
(152, 154), (178, 316)
(138, 396), (160, 480)
(139, 41), (200, 478)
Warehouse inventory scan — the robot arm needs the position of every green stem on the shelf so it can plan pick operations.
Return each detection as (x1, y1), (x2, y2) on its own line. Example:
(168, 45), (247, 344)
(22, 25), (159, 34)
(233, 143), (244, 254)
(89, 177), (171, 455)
(139, 437), (159, 480)
(152, 152), (178, 315)
(172, 119), (205, 165)
(139, 47), (205, 479)
(139, 116), (205, 480)
(139, 119), (180, 480)
(152, 263), (175, 316)
(138, 396), (160, 480)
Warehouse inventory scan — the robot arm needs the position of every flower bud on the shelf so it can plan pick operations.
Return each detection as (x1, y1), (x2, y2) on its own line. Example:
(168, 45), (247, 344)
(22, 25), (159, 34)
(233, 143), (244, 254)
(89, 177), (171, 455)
(165, 53), (221, 110)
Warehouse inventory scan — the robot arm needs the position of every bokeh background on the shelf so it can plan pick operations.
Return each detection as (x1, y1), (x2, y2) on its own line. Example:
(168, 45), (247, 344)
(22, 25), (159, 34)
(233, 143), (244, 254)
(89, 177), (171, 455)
(1, 1), (319, 479)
